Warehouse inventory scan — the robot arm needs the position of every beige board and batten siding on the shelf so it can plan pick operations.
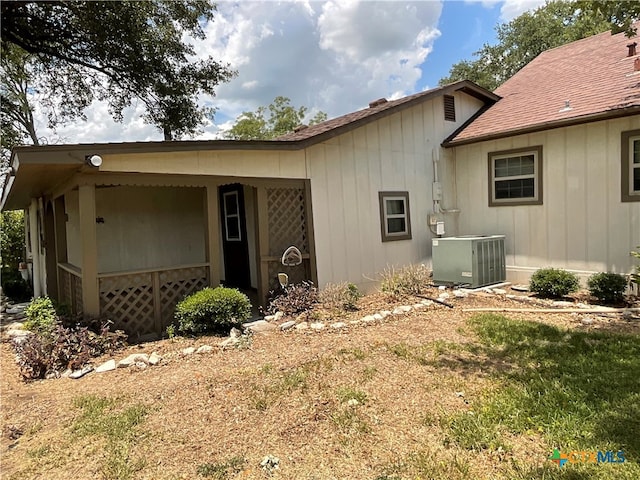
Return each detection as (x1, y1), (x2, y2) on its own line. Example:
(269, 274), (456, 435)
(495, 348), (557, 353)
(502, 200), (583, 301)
(450, 116), (640, 283)
(64, 186), (206, 273)
(98, 150), (307, 179)
(307, 92), (487, 290)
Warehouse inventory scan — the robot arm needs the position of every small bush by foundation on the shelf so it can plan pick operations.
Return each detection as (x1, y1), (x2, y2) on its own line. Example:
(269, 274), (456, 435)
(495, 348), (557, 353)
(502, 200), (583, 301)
(174, 286), (252, 334)
(529, 268), (579, 299)
(588, 272), (628, 304)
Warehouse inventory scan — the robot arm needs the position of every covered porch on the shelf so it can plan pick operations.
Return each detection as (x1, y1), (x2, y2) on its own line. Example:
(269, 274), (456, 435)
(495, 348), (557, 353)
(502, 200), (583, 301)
(30, 172), (317, 337)
(2, 142), (320, 336)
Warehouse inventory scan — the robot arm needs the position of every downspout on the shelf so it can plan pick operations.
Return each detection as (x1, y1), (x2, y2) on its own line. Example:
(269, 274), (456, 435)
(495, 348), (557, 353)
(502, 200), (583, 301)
(29, 198), (42, 297)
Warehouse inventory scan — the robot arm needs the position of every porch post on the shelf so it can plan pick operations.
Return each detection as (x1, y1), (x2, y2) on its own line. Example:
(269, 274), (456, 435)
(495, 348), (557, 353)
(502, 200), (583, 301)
(28, 199), (42, 297)
(205, 185), (220, 287)
(78, 184), (100, 316)
(256, 186), (269, 306)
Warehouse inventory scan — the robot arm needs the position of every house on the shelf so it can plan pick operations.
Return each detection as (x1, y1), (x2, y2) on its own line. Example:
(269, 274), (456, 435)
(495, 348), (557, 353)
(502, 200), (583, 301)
(2, 26), (639, 336)
(443, 26), (640, 283)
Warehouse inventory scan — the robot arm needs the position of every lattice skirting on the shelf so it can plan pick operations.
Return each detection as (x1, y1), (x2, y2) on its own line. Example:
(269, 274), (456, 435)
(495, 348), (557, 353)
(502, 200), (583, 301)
(99, 266), (209, 336)
(58, 268), (83, 316)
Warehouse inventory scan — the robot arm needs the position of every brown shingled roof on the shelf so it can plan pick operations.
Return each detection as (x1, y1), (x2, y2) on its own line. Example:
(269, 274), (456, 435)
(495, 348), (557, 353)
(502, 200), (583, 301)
(445, 26), (640, 146)
(275, 80), (499, 144)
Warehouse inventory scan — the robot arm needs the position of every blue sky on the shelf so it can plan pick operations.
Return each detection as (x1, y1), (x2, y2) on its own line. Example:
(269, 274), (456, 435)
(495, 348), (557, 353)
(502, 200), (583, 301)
(40, 0), (544, 144)
(418, 0), (501, 89)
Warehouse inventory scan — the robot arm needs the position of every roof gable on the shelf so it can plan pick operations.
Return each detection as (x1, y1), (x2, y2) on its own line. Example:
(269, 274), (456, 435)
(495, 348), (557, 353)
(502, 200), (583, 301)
(276, 80), (499, 144)
(446, 25), (640, 146)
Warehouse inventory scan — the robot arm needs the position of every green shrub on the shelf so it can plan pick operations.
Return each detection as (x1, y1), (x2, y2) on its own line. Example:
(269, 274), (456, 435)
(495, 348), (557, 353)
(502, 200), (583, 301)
(380, 264), (431, 298)
(529, 268), (579, 299)
(174, 286), (252, 334)
(319, 282), (362, 311)
(24, 296), (58, 334)
(266, 281), (318, 316)
(632, 246), (640, 288)
(587, 272), (628, 304)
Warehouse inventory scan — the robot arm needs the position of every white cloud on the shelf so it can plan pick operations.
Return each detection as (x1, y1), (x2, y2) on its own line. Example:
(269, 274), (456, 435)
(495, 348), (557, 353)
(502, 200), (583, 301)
(465, 0), (546, 21)
(498, 0), (546, 21)
(37, 1), (444, 143)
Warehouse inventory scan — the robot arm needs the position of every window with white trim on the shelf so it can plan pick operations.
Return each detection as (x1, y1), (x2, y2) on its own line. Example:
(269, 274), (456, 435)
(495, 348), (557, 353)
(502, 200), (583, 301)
(622, 129), (640, 202)
(222, 191), (241, 241)
(379, 191), (411, 242)
(488, 146), (542, 206)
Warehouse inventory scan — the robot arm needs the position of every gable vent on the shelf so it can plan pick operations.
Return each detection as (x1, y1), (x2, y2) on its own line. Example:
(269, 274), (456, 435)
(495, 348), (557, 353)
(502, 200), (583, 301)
(444, 95), (456, 121)
(369, 98), (388, 108)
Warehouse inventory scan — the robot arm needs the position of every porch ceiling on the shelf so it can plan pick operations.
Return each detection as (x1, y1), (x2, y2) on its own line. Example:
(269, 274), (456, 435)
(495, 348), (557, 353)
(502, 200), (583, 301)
(2, 162), (79, 210)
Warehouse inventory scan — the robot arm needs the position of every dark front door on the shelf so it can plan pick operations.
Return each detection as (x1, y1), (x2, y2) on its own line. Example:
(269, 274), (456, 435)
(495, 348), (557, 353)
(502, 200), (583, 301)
(219, 184), (251, 289)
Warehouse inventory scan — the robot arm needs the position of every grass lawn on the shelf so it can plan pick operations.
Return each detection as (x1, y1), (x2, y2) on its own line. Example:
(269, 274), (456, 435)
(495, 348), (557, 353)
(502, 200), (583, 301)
(1, 293), (638, 479)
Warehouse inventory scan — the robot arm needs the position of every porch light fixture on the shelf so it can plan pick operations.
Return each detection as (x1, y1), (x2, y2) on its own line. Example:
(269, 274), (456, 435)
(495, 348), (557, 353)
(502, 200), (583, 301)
(85, 154), (103, 167)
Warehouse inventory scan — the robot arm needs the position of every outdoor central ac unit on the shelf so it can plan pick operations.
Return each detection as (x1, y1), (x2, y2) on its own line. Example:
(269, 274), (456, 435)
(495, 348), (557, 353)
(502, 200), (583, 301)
(431, 235), (506, 288)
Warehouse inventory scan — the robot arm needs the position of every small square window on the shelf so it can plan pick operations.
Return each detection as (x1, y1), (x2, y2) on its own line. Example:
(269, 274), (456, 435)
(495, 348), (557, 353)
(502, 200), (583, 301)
(379, 191), (411, 241)
(621, 129), (640, 202)
(488, 146), (543, 206)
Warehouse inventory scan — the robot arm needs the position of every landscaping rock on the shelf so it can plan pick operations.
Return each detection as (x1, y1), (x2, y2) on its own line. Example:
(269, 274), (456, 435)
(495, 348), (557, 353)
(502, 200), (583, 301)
(492, 288), (507, 295)
(310, 322), (325, 330)
(263, 311), (284, 322)
(438, 293), (450, 300)
(373, 313), (384, 321)
(6, 329), (30, 343)
(230, 327), (242, 338)
(511, 284), (529, 292)
(581, 317), (595, 325)
(379, 310), (392, 318)
(295, 322), (309, 330)
(181, 347), (196, 355)
(412, 303), (425, 309)
(453, 290), (469, 298)
(133, 361), (148, 369)
(95, 360), (116, 373)
(361, 315), (376, 322)
(69, 366), (93, 379)
(260, 455), (280, 472)
(148, 352), (162, 365)
(330, 322), (346, 329)
(347, 398), (360, 407)
(118, 353), (150, 368)
(392, 307), (405, 315)
(420, 300), (433, 306)
(552, 301), (574, 308)
(219, 337), (240, 348)
(243, 320), (276, 334)
(196, 345), (214, 354)
(279, 320), (296, 331)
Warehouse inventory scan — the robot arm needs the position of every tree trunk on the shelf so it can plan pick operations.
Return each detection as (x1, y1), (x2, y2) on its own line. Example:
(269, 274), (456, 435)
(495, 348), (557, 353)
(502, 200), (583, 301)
(163, 125), (173, 141)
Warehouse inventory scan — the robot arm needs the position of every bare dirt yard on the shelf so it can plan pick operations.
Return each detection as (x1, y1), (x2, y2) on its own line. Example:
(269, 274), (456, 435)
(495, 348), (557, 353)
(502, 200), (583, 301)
(1, 288), (639, 480)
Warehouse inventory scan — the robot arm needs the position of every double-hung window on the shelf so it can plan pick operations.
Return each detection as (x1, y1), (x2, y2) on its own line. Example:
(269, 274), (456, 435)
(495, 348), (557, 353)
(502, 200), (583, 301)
(379, 191), (411, 241)
(622, 129), (640, 202)
(488, 146), (542, 206)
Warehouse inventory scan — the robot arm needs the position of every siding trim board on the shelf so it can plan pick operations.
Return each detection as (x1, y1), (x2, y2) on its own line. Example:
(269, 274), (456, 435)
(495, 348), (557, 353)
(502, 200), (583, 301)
(621, 128), (640, 202)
